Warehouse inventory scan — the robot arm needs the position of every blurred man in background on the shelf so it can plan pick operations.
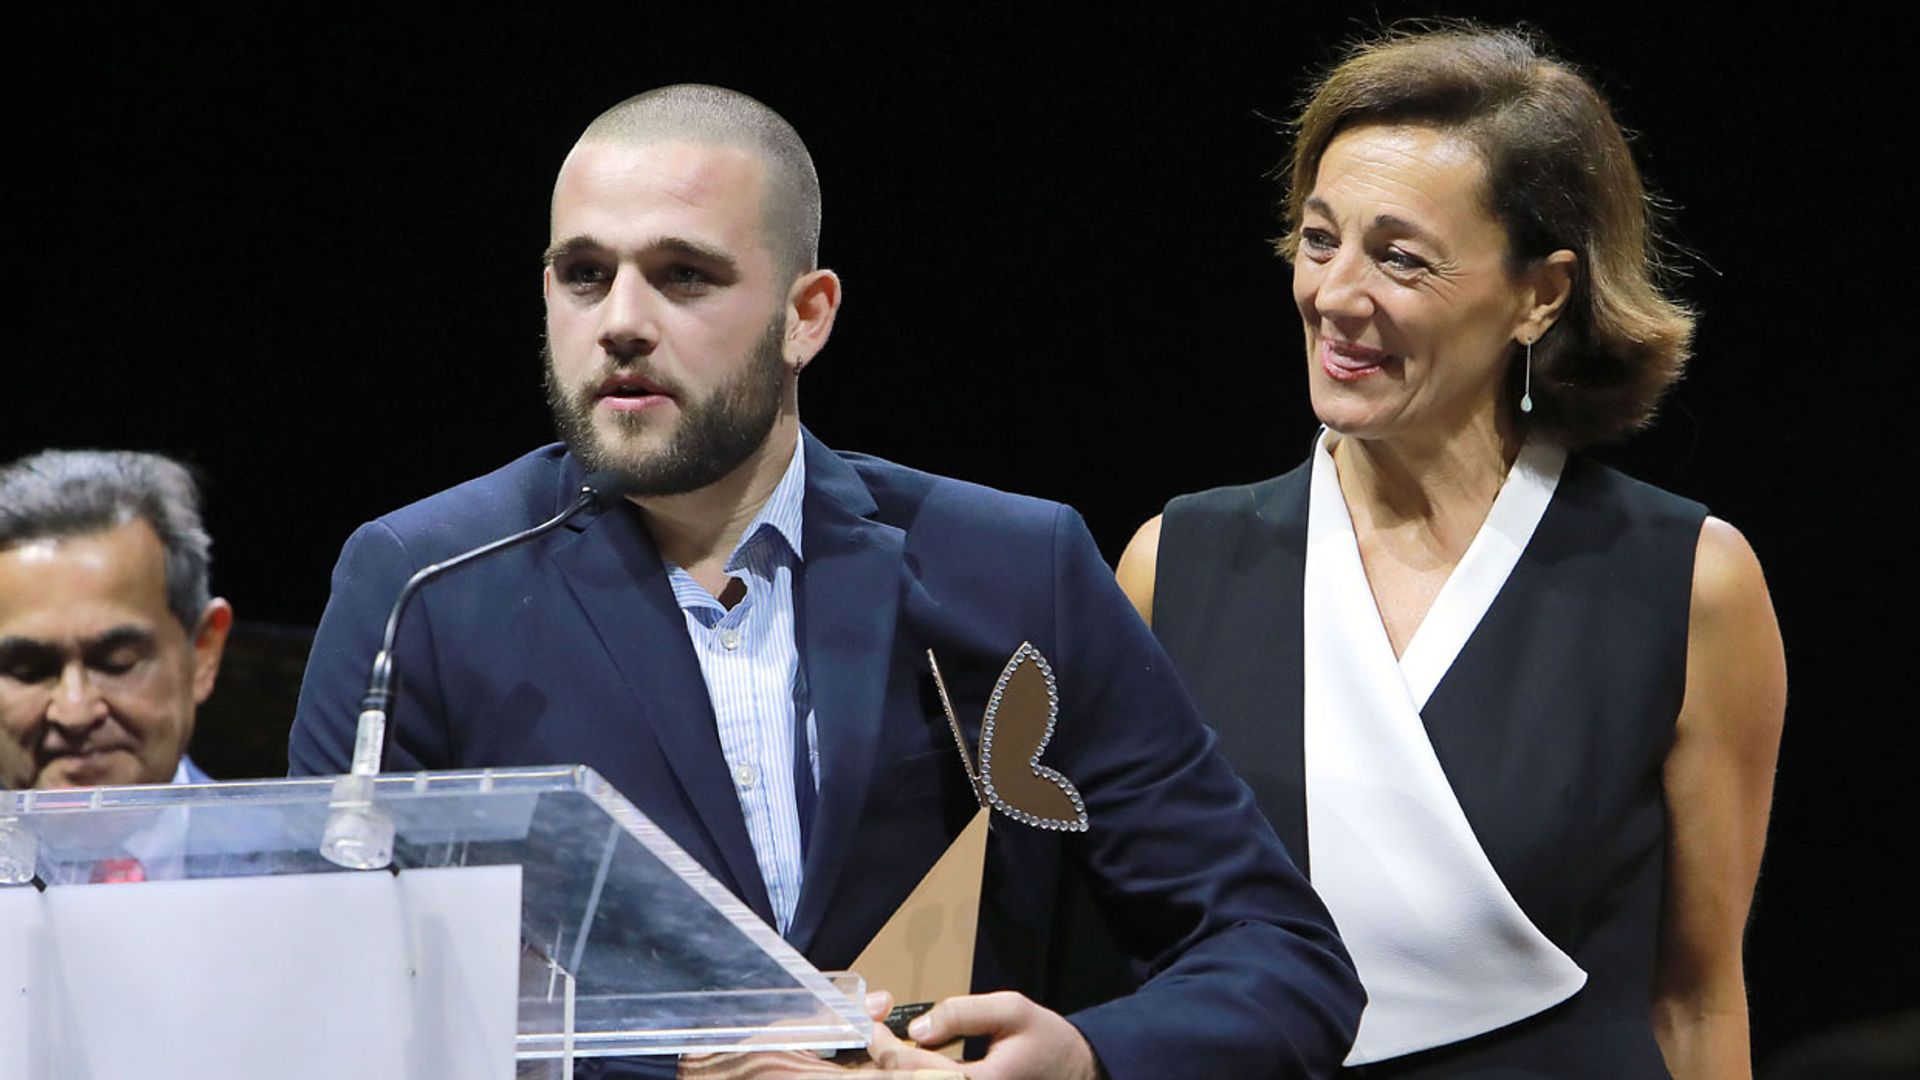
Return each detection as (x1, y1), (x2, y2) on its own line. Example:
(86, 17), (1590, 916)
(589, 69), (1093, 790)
(0, 450), (231, 790)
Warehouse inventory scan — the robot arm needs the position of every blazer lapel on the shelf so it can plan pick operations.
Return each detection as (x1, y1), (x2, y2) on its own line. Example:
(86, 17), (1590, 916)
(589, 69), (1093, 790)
(785, 433), (906, 953)
(550, 493), (776, 924)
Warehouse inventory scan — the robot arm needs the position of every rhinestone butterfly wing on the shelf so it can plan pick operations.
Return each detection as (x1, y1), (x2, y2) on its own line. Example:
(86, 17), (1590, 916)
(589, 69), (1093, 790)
(928, 642), (1089, 833)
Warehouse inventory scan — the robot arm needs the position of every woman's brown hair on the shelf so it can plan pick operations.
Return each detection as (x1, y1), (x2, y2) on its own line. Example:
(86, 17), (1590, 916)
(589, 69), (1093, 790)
(1278, 24), (1694, 448)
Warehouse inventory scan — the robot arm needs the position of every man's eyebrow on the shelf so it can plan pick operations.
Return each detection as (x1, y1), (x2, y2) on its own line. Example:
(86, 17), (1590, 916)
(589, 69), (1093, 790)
(0, 627), (156, 668)
(542, 235), (605, 267)
(541, 235), (740, 276)
(83, 626), (157, 655)
(0, 637), (58, 660)
(654, 237), (739, 275)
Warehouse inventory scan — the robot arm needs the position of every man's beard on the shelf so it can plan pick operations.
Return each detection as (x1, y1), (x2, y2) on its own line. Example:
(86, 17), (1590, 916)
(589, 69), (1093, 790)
(543, 318), (787, 498)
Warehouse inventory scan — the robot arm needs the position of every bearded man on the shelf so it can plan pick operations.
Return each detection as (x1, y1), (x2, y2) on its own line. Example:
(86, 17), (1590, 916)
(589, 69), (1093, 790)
(289, 85), (1361, 1080)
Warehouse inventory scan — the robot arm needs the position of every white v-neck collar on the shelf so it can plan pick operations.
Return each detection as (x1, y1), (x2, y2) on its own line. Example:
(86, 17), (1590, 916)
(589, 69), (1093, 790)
(1304, 429), (1585, 1064)
(1379, 437), (1567, 709)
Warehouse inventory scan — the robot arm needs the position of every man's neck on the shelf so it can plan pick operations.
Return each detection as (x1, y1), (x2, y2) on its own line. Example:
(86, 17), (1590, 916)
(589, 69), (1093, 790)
(631, 418), (801, 590)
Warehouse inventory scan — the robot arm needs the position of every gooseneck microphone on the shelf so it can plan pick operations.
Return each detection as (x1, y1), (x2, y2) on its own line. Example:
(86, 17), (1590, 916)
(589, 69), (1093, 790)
(321, 469), (639, 869)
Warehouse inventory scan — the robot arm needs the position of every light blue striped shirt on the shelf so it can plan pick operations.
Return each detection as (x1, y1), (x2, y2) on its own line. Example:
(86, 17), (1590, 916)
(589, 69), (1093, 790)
(664, 440), (816, 935)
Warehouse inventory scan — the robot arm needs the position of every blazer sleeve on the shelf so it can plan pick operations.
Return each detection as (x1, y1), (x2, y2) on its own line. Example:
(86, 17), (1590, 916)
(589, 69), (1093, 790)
(1044, 506), (1363, 1078)
(288, 519), (447, 776)
(289, 521), (681, 1078)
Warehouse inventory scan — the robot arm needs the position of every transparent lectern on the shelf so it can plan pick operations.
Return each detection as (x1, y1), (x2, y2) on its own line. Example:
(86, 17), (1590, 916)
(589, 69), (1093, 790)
(0, 766), (868, 1079)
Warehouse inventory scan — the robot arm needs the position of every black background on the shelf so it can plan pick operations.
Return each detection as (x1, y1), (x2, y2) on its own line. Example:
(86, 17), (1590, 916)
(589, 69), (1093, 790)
(11, 3), (1914, 1063)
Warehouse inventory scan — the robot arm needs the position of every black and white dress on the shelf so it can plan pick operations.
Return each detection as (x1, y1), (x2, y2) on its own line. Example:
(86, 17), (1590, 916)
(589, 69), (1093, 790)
(1154, 432), (1705, 1077)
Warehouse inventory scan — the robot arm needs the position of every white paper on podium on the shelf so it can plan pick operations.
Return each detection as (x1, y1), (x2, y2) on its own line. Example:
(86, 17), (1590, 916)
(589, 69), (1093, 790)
(0, 865), (520, 1080)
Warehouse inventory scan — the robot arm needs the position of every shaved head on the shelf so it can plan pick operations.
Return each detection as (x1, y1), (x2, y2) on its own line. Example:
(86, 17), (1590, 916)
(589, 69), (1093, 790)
(565, 85), (821, 283)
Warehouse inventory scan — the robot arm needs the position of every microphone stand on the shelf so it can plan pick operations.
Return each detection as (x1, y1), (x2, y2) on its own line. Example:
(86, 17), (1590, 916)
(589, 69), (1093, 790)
(321, 474), (630, 870)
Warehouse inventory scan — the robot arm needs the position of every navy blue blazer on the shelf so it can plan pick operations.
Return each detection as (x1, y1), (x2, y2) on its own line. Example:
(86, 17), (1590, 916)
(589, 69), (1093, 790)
(289, 433), (1361, 1078)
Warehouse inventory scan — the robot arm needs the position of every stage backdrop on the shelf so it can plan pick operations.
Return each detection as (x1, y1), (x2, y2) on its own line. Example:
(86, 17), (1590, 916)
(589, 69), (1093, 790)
(11, 5), (1912, 1066)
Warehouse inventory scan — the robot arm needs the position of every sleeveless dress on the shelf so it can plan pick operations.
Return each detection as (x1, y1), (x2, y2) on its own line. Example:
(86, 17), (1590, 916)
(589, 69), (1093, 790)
(1154, 445), (1706, 1077)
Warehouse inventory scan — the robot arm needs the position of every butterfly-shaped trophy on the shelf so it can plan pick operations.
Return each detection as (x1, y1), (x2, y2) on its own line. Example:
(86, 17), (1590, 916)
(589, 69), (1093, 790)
(849, 642), (1088, 1055)
(927, 641), (1088, 832)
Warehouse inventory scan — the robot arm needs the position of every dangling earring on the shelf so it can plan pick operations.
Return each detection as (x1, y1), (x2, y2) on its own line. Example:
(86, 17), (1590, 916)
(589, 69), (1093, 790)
(1519, 338), (1535, 415)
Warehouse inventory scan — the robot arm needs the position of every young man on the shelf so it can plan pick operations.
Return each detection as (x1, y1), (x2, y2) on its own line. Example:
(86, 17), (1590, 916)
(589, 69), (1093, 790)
(290, 86), (1360, 1079)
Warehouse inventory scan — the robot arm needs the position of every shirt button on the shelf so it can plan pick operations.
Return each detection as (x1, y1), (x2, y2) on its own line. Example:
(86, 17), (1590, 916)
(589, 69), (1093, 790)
(720, 628), (743, 651)
(734, 763), (758, 789)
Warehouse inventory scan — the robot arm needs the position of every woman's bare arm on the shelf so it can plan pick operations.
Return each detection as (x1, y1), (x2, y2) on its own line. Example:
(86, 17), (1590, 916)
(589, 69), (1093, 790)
(1653, 516), (1787, 1079)
(1115, 515), (1163, 626)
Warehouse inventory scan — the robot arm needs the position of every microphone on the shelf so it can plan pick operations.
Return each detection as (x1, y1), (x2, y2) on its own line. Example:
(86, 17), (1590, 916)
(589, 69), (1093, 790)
(321, 469), (638, 869)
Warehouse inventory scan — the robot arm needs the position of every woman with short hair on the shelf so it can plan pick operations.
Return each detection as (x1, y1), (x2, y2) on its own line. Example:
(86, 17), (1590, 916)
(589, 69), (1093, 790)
(1119, 24), (1785, 1077)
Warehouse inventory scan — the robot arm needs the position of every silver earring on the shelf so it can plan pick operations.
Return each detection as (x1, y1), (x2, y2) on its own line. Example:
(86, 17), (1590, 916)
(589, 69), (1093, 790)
(1519, 338), (1535, 414)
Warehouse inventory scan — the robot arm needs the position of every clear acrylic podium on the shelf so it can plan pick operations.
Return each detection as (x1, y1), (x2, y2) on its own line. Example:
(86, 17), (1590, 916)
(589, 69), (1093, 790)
(0, 766), (868, 1076)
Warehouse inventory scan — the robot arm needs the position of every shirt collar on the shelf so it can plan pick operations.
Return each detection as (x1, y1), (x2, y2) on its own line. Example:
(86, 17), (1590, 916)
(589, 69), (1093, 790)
(730, 433), (806, 568)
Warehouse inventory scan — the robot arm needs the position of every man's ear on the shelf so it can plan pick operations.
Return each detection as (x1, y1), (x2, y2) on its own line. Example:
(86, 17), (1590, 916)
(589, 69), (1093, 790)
(785, 269), (842, 373)
(189, 598), (234, 706)
(1517, 249), (1578, 342)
